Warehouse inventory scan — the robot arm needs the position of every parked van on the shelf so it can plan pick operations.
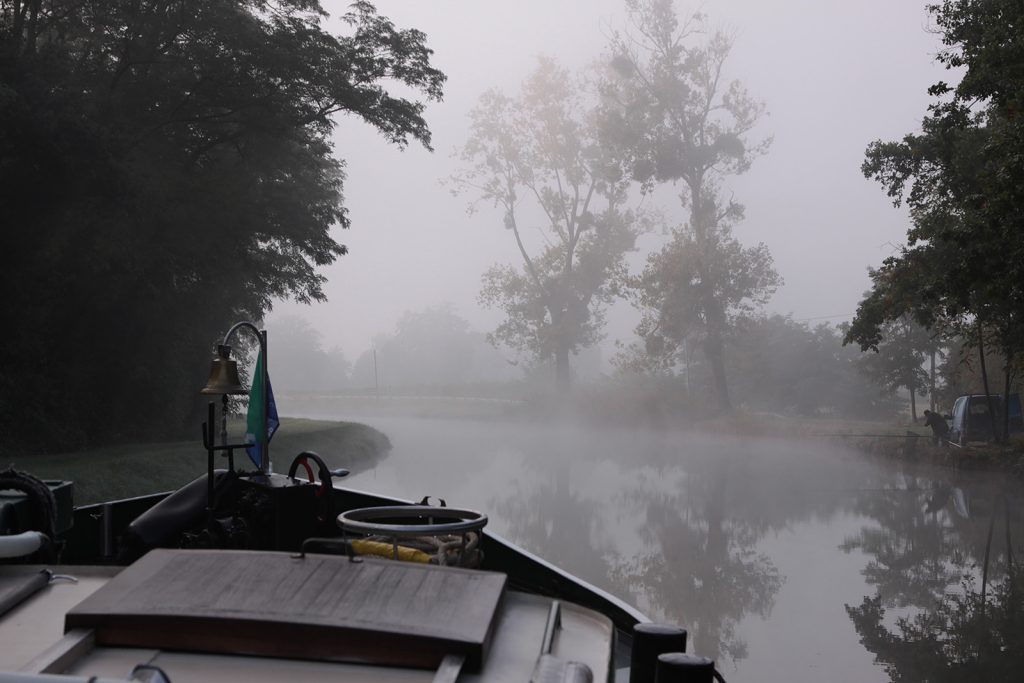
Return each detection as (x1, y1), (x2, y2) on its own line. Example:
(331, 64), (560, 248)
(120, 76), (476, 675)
(948, 393), (1022, 446)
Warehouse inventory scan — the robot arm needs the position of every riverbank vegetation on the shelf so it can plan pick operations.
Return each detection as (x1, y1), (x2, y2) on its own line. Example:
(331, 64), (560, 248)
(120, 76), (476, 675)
(0, 1), (444, 455)
(12, 419), (391, 505)
(844, 0), (1024, 440)
(4, 0), (1020, 466)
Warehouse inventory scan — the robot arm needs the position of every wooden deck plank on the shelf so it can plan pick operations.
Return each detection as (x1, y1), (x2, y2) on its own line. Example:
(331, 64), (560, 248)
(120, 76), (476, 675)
(65, 549), (506, 671)
(432, 654), (465, 683)
(18, 627), (95, 674)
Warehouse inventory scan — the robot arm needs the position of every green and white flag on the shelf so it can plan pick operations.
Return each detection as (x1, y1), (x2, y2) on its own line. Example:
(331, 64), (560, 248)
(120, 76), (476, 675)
(245, 351), (279, 469)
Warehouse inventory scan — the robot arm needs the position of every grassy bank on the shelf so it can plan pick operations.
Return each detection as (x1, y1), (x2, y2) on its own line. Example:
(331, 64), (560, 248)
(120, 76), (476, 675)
(690, 412), (924, 439)
(281, 393), (524, 420)
(9, 418), (391, 505)
(696, 412), (1024, 476)
(852, 432), (1024, 475)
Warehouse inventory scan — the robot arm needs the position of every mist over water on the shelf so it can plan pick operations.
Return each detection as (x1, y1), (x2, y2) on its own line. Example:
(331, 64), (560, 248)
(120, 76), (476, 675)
(288, 399), (1024, 682)
(275, 0), (949, 361)
(5, 0), (1021, 680)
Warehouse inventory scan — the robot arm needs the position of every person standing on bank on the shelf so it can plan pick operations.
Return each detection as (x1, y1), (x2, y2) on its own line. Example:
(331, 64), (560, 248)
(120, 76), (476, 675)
(923, 409), (950, 446)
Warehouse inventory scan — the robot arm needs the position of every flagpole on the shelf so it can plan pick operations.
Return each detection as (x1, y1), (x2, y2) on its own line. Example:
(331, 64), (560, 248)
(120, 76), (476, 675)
(220, 321), (271, 476)
(260, 328), (270, 475)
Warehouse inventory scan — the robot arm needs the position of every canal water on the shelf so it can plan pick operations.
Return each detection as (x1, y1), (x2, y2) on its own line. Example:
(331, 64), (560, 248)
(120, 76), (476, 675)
(288, 403), (1024, 683)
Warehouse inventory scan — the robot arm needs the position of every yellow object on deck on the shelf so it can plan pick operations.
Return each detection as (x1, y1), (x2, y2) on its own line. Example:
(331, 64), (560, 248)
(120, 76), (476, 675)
(349, 538), (432, 563)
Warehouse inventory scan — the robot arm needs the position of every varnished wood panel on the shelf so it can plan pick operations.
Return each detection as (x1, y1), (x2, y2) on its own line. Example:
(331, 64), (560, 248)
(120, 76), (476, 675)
(65, 549), (506, 670)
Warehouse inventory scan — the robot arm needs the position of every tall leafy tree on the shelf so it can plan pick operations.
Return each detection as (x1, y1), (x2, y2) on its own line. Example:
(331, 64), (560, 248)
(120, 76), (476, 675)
(852, 316), (933, 421)
(265, 316), (350, 395)
(936, 338), (1010, 408)
(455, 58), (640, 391)
(0, 0), (444, 451)
(845, 0), (1024, 437)
(603, 0), (778, 411)
(725, 316), (896, 419)
(349, 305), (519, 389)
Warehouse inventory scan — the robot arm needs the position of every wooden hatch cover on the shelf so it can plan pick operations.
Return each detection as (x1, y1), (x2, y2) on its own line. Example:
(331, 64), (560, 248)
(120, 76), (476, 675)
(65, 548), (506, 671)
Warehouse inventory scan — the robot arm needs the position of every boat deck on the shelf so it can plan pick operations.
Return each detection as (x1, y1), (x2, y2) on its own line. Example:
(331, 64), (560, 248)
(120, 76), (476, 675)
(1, 552), (613, 682)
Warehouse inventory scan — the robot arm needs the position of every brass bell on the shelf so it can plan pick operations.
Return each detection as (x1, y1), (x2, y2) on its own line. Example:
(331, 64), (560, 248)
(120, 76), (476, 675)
(200, 344), (248, 395)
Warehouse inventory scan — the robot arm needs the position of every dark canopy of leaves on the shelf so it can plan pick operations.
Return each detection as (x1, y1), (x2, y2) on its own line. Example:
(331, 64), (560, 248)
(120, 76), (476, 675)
(850, 316), (935, 420)
(0, 0), (443, 452)
(846, 0), (1024, 373)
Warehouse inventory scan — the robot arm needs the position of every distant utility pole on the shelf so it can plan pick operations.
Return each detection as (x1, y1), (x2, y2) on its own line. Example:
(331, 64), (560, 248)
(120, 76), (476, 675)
(373, 349), (379, 401)
(682, 339), (690, 394)
(929, 350), (936, 412)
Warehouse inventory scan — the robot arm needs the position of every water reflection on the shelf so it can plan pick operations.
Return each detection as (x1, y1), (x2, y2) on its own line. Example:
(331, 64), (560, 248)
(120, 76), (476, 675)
(842, 469), (1024, 682)
(609, 457), (783, 662)
(491, 448), (785, 662)
(492, 460), (622, 592)
(283, 402), (1024, 681)
(841, 478), (972, 609)
(485, 433), (880, 665)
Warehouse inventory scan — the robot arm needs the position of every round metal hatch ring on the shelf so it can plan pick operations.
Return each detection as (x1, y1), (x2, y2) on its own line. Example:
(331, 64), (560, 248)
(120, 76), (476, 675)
(336, 505), (487, 537)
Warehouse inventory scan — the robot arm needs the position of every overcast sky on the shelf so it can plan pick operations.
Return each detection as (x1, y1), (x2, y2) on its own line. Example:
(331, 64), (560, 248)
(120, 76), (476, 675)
(270, 0), (950, 365)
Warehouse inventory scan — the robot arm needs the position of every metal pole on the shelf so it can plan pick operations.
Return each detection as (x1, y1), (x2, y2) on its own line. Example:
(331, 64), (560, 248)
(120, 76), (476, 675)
(220, 394), (229, 447)
(373, 349), (379, 401)
(206, 400), (216, 530)
(260, 328), (270, 475)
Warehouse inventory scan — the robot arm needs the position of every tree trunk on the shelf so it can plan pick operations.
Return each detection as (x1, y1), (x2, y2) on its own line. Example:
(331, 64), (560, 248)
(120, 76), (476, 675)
(692, 174), (733, 413)
(689, 174), (731, 413)
(910, 384), (917, 423)
(978, 325), (1000, 443)
(702, 294), (732, 412)
(703, 330), (731, 413)
(1003, 361), (1013, 445)
(554, 344), (571, 394)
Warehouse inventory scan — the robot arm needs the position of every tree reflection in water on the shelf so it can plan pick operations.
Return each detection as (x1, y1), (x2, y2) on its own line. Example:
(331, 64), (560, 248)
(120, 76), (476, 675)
(483, 428), (1024, 674)
(492, 460), (624, 592)
(843, 469), (1024, 682)
(490, 439), (796, 666)
(299, 411), (1024, 678)
(611, 456), (783, 662)
(840, 476), (973, 609)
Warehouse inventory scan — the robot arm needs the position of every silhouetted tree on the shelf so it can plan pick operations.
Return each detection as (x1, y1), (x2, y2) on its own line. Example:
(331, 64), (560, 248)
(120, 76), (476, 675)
(350, 305), (518, 390)
(455, 58), (641, 393)
(265, 316), (349, 395)
(937, 338), (1021, 409)
(0, 0), (443, 451)
(845, 0), (1024, 439)
(725, 315), (896, 418)
(602, 0), (778, 411)
(853, 315), (935, 421)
